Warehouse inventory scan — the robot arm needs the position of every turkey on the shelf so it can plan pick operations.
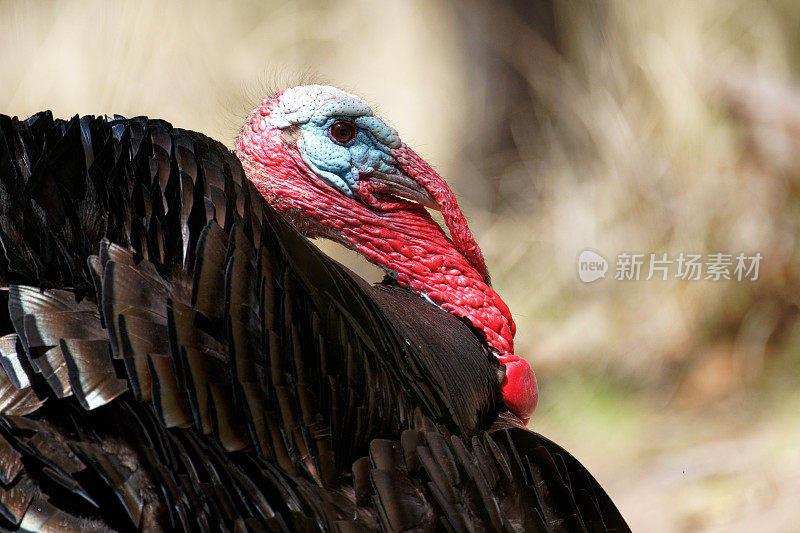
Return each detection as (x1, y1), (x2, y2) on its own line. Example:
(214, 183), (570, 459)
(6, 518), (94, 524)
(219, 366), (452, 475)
(0, 85), (629, 531)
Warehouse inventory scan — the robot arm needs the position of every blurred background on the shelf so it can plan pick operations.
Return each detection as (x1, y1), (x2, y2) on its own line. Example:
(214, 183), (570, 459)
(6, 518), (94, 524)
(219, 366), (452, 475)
(3, 0), (800, 530)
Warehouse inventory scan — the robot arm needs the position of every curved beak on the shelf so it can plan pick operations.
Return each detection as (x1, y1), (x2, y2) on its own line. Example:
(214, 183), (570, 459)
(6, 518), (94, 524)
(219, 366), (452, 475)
(360, 170), (441, 211)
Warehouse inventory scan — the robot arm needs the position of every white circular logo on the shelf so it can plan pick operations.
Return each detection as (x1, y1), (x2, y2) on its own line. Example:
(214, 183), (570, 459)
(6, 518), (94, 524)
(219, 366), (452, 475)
(578, 249), (608, 283)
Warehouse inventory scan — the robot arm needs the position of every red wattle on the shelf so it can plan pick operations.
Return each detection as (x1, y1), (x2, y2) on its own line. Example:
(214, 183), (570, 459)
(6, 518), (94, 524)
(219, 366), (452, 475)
(497, 354), (537, 422)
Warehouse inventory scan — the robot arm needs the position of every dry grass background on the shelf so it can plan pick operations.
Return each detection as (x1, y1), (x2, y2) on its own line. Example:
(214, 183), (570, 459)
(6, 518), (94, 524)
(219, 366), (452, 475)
(3, 0), (800, 530)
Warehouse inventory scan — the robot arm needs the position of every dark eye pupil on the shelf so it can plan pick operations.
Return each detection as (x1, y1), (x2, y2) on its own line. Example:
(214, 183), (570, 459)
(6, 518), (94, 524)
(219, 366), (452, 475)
(331, 121), (355, 143)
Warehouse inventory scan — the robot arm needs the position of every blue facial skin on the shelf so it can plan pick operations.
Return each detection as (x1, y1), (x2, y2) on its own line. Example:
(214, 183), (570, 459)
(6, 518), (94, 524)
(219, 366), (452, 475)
(296, 115), (401, 197)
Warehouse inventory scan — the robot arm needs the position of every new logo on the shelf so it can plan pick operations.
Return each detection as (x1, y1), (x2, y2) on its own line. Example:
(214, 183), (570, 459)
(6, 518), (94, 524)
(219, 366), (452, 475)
(578, 249), (608, 283)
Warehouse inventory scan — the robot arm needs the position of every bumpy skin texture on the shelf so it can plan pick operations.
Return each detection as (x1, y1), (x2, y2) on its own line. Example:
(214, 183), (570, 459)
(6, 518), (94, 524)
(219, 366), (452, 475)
(236, 86), (538, 420)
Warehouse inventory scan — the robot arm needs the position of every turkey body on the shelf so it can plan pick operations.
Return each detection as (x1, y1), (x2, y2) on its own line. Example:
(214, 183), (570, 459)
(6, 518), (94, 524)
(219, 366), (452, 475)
(0, 112), (629, 531)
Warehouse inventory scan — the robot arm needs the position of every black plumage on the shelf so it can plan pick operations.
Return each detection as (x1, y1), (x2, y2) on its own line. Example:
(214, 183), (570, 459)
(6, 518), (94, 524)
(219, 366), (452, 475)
(0, 111), (629, 531)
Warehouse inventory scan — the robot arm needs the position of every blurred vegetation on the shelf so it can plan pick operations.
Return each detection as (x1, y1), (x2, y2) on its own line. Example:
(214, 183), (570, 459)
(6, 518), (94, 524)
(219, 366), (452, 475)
(3, 0), (800, 530)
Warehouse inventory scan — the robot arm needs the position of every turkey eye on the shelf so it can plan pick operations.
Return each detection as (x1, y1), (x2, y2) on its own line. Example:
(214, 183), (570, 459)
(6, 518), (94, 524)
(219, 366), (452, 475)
(329, 121), (357, 145)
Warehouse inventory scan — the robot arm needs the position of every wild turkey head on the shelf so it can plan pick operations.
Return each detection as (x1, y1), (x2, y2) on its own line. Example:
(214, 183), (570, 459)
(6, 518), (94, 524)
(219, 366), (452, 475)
(235, 85), (537, 421)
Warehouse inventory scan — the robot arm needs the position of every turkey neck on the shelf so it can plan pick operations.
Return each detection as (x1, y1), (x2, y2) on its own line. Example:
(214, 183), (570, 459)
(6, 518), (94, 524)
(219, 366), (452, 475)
(239, 153), (516, 357)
